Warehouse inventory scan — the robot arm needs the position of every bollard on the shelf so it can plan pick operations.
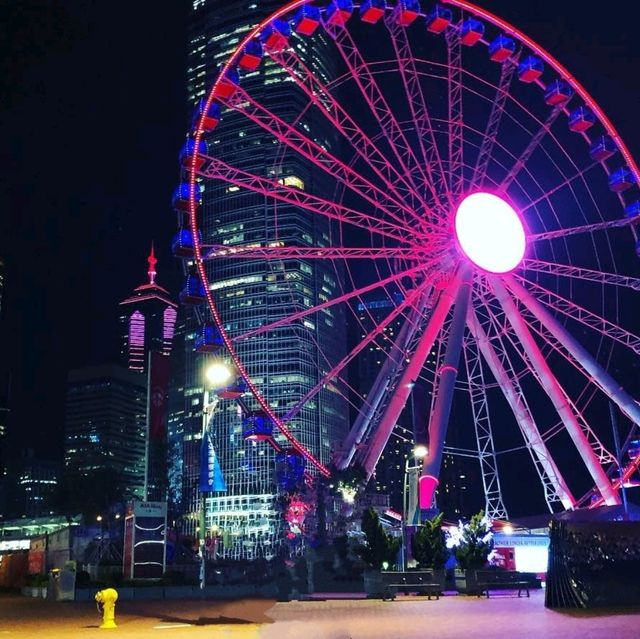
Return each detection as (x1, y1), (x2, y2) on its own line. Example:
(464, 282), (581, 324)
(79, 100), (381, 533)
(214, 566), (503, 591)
(95, 588), (118, 629)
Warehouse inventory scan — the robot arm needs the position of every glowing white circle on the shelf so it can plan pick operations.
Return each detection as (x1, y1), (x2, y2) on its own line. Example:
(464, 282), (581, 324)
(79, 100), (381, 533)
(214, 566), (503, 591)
(206, 362), (233, 388)
(455, 192), (526, 273)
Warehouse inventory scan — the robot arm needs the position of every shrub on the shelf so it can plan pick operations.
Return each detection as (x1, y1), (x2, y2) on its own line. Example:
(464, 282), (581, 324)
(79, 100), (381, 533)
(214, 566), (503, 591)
(411, 513), (449, 569)
(357, 508), (402, 570)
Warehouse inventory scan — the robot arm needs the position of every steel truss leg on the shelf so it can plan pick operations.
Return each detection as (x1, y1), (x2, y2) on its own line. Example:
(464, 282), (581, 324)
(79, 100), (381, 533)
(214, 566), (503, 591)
(491, 278), (620, 506)
(467, 309), (575, 511)
(420, 264), (474, 509)
(462, 333), (509, 520)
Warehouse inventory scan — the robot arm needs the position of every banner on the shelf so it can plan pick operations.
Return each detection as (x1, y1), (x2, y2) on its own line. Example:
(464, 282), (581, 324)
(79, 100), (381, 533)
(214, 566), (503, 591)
(406, 466), (421, 525)
(199, 432), (227, 493)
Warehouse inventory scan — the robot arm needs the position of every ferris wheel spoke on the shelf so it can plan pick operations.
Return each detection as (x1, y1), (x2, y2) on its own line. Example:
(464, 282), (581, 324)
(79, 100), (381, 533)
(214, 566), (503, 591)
(511, 274), (640, 356)
(467, 304), (576, 511)
(269, 48), (428, 227)
(232, 261), (433, 344)
(520, 162), (600, 212)
(446, 28), (465, 200)
(499, 105), (565, 192)
(491, 276), (620, 505)
(220, 88), (422, 230)
(384, 15), (451, 217)
(196, 154), (414, 244)
(281, 279), (433, 424)
(324, 23), (439, 213)
(471, 60), (517, 189)
(522, 259), (640, 291)
(202, 245), (423, 261)
(504, 275), (640, 430)
(531, 215), (639, 242)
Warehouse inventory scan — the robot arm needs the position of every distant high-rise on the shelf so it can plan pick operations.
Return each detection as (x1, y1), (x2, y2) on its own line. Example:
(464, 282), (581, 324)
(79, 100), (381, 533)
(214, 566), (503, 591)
(0, 258), (8, 514)
(171, 0), (348, 558)
(119, 246), (178, 375)
(5, 449), (59, 518)
(63, 365), (147, 501)
(120, 246), (178, 502)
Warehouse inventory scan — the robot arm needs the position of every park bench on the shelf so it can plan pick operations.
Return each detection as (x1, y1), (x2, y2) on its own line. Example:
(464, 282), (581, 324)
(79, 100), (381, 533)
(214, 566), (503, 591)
(475, 570), (532, 598)
(380, 570), (442, 601)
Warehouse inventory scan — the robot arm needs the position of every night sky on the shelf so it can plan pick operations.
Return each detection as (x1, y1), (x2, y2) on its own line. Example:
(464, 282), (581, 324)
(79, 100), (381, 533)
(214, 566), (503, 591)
(1, 1), (639, 467)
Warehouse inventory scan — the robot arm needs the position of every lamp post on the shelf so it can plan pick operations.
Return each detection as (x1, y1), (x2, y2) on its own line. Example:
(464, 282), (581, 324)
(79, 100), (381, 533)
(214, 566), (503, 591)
(199, 362), (232, 590)
(402, 445), (428, 571)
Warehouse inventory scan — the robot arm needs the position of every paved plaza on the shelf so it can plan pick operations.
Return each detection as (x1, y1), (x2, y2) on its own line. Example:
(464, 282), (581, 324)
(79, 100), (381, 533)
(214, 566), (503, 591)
(2, 590), (640, 639)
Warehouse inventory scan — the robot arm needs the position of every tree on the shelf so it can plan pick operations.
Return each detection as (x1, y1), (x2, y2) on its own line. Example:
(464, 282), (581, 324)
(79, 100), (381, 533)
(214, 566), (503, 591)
(411, 512), (449, 569)
(358, 508), (402, 570)
(450, 510), (494, 570)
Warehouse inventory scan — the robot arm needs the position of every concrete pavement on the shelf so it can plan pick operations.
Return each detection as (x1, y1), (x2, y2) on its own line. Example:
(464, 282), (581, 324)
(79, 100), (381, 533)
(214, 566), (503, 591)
(2, 590), (640, 638)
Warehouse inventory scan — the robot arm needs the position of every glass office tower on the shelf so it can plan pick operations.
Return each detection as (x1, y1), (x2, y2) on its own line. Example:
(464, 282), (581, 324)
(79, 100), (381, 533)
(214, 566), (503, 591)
(172, 0), (348, 559)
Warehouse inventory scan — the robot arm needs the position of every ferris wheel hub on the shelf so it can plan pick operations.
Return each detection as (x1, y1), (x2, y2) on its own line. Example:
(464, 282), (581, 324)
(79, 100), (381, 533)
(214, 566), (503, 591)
(455, 192), (526, 274)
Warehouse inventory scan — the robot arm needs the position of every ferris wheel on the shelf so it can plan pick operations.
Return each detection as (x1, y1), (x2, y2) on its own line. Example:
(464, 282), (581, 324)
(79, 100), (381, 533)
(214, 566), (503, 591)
(173, 0), (640, 518)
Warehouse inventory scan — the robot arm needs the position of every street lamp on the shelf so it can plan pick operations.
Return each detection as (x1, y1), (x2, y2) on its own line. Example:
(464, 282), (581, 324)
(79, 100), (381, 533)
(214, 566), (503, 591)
(401, 446), (428, 571)
(199, 361), (232, 590)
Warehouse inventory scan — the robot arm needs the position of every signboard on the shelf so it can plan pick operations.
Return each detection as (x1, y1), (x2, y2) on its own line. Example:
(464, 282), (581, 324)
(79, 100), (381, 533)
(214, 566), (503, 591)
(122, 501), (167, 580)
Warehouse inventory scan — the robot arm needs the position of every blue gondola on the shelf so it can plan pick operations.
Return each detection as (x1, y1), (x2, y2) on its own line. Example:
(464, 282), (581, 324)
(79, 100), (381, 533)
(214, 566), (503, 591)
(242, 411), (274, 442)
(179, 271), (206, 305)
(460, 18), (484, 46)
(238, 40), (263, 71)
(217, 377), (248, 399)
(293, 5), (321, 35)
(172, 182), (202, 212)
(545, 79), (574, 106)
(195, 322), (224, 353)
(628, 439), (640, 461)
(636, 240), (640, 260)
(275, 449), (306, 492)
(394, 0), (420, 26)
(260, 19), (291, 52)
(609, 167), (635, 193)
(171, 228), (201, 259)
(179, 138), (207, 169)
(489, 35), (516, 62)
(212, 66), (240, 99)
(192, 98), (222, 132)
(589, 136), (617, 162)
(518, 56), (544, 83)
(360, 0), (386, 24)
(425, 4), (452, 33)
(568, 107), (595, 133)
(625, 201), (640, 219)
(324, 0), (353, 26)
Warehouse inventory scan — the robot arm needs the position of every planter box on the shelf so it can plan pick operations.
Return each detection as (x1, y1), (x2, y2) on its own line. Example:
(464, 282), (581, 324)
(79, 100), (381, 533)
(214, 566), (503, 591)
(363, 569), (386, 599)
(454, 569), (480, 595)
(21, 586), (47, 598)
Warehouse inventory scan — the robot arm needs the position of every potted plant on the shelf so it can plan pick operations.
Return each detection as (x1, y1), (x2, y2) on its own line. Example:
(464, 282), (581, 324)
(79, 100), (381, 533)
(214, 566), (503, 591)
(410, 512), (448, 590)
(447, 510), (494, 594)
(357, 508), (402, 598)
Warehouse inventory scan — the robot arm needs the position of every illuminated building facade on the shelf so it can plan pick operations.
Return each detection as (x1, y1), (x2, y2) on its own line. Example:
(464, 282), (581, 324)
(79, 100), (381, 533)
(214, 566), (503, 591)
(5, 449), (59, 518)
(63, 365), (147, 500)
(172, 0), (348, 558)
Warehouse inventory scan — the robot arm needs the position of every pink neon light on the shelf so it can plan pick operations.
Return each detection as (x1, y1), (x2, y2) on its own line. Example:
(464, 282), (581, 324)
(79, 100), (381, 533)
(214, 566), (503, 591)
(129, 310), (145, 372)
(163, 306), (177, 355)
(455, 192), (526, 273)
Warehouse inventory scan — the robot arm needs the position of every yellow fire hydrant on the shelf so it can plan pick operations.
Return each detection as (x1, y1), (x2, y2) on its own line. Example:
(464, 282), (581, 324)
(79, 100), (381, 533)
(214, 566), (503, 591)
(95, 588), (118, 629)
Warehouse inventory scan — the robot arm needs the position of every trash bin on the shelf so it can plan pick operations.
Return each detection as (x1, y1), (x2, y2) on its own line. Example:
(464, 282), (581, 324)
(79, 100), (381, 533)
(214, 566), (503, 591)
(48, 565), (77, 601)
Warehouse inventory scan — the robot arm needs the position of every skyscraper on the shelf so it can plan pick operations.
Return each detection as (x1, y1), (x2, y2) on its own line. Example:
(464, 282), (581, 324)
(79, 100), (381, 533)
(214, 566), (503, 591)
(63, 365), (147, 501)
(172, 1), (348, 558)
(120, 246), (178, 502)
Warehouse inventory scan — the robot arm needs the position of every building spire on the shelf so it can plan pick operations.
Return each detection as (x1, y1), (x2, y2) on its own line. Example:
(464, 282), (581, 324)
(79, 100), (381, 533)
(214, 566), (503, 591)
(147, 241), (158, 285)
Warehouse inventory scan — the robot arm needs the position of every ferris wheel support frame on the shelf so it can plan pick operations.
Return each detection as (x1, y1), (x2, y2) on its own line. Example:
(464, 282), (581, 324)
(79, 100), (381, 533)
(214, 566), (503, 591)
(491, 277), (620, 505)
(420, 264), (474, 509)
(467, 308), (576, 511)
